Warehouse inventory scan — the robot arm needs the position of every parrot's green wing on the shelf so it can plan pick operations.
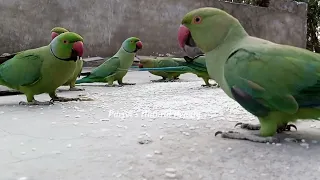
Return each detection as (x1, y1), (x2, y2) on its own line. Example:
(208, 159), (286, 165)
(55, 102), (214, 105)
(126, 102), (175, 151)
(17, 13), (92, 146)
(0, 53), (43, 87)
(224, 47), (320, 117)
(89, 57), (120, 78)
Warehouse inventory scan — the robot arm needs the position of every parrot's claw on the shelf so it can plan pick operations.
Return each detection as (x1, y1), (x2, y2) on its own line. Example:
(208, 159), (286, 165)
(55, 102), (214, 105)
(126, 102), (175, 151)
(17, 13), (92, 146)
(69, 87), (85, 91)
(234, 122), (297, 133)
(50, 97), (81, 102)
(215, 131), (280, 143)
(201, 83), (220, 88)
(234, 122), (261, 130)
(19, 100), (54, 106)
(276, 124), (297, 133)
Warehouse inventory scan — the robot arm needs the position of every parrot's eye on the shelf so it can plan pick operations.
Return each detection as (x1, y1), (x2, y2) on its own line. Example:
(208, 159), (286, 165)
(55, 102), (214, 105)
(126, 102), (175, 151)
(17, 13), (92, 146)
(193, 16), (202, 24)
(130, 40), (133, 43)
(63, 40), (68, 44)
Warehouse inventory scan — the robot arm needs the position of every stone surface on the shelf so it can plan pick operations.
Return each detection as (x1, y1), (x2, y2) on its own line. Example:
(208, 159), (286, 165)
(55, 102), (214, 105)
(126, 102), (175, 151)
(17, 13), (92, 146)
(0, 0), (307, 58)
(0, 70), (320, 180)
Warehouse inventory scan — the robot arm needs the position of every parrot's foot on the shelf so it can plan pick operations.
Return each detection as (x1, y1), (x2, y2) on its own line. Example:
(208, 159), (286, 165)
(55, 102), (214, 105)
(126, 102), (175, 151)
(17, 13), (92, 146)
(276, 124), (297, 133)
(235, 122), (261, 130)
(19, 100), (54, 106)
(118, 82), (136, 86)
(201, 83), (219, 88)
(215, 131), (280, 143)
(50, 96), (81, 102)
(235, 122), (297, 133)
(168, 79), (179, 82)
(69, 87), (85, 91)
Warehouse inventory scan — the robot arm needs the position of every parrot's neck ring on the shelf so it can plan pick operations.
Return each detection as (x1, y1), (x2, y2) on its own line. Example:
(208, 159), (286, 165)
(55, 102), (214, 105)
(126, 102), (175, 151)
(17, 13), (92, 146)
(50, 45), (77, 62)
(123, 47), (136, 54)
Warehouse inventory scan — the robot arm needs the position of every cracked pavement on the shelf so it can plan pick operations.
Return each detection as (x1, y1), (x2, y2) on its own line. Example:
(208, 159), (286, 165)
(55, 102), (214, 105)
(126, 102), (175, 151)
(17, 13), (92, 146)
(1, 70), (320, 180)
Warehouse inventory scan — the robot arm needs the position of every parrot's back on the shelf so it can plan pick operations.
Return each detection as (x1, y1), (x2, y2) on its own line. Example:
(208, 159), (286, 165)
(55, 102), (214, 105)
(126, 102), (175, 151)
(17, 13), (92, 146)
(0, 46), (76, 94)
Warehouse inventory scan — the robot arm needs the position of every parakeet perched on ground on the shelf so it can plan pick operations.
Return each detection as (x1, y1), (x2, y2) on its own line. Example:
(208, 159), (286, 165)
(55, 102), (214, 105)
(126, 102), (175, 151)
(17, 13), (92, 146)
(51, 27), (85, 91)
(0, 32), (85, 105)
(75, 37), (143, 87)
(178, 7), (320, 143)
(137, 55), (219, 87)
(138, 56), (186, 82)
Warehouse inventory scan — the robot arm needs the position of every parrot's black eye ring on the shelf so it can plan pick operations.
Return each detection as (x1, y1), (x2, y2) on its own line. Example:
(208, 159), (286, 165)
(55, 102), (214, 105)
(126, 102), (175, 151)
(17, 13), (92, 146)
(63, 40), (68, 44)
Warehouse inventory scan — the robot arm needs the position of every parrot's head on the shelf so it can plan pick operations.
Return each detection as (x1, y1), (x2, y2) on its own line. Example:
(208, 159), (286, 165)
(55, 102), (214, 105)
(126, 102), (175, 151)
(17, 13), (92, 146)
(138, 58), (154, 68)
(122, 37), (143, 53)
(50, 27), (70, 40)
(49, 32), (84, 62)
(178, 7), (243, 53)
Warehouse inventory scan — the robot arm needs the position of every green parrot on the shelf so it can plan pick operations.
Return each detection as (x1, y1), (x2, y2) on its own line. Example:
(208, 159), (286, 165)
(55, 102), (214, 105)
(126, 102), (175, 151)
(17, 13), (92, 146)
(178, 7), (320, 143)
(138, 56), (186, 82)
(0, 32), (85, 105)
(75, 37), (143, 87)
(137, 55), (219, 87)
(51, 27), (85, 91)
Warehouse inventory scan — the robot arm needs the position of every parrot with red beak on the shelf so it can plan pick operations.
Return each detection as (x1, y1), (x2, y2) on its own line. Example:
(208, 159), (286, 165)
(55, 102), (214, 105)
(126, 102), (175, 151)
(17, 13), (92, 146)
(178, 7), (320, 143)
(51, 27), (85, 91)
(75, 37), (143, 86)
(0, 32), (85, 105)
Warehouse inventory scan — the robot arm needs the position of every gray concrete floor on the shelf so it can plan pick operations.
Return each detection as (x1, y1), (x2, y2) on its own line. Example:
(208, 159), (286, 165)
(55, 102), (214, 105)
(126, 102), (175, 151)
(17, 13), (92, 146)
(1, 70), (320, 180)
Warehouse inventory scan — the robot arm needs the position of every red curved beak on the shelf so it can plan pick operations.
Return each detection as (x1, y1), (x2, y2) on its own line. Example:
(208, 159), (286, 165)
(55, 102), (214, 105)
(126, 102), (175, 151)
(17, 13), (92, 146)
(136, 41), (143, 49)
(178, 25), (190, 51)
(51, 32), (59, 40)
(72, 41), (84, 57)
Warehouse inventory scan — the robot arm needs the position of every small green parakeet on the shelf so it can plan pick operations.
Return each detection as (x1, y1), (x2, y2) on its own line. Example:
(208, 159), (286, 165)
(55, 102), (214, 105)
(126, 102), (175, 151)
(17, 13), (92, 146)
(51, 27), (85, 91)
(75, 37), (143, 87)
(0, 32), (85, 105)
(137, 55), (219, 87)
(138, 56), (186, 82)
(178, 7), (320, 143)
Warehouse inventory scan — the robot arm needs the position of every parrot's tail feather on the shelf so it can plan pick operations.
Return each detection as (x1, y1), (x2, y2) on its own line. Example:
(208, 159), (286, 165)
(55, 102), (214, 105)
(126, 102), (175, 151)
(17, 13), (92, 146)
(80, 72), (91, 76)
(75, 78), (91, 84)
(0, 91), (23, 96)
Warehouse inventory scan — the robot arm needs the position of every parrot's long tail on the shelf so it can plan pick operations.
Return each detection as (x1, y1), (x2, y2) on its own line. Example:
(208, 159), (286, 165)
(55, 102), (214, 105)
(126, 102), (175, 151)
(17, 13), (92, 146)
(80, 72), (91, 76)
(0, 77), (23, 96)
(75, 77), (97, 84)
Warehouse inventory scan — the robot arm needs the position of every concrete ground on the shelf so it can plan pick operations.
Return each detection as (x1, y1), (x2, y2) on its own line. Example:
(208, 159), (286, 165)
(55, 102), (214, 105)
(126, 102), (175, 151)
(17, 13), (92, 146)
(1, 70), (320, 180)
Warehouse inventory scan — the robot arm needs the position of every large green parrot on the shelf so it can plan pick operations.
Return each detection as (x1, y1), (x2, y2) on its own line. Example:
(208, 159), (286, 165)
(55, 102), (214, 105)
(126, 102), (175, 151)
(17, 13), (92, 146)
(178, 7), (320, 143)
(75, 37), (143, 87)
(51, 27), (85, 91)
(0, 32), (85, 105)
(137, 55), (219, 87)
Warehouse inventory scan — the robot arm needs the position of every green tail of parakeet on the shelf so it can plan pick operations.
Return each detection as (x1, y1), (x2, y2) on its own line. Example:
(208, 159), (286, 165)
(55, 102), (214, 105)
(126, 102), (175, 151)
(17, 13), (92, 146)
(178, 7), (320, 143)
(0, 32), (85, 105)
(51, 27), (85, 91)
(75, 37), (143, 87)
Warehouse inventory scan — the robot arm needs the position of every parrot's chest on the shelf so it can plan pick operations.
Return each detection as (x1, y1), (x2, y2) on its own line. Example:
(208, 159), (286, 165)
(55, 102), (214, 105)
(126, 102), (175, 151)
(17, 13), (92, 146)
(205, 54), (233, 98)
(39, 60), (76, 90)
